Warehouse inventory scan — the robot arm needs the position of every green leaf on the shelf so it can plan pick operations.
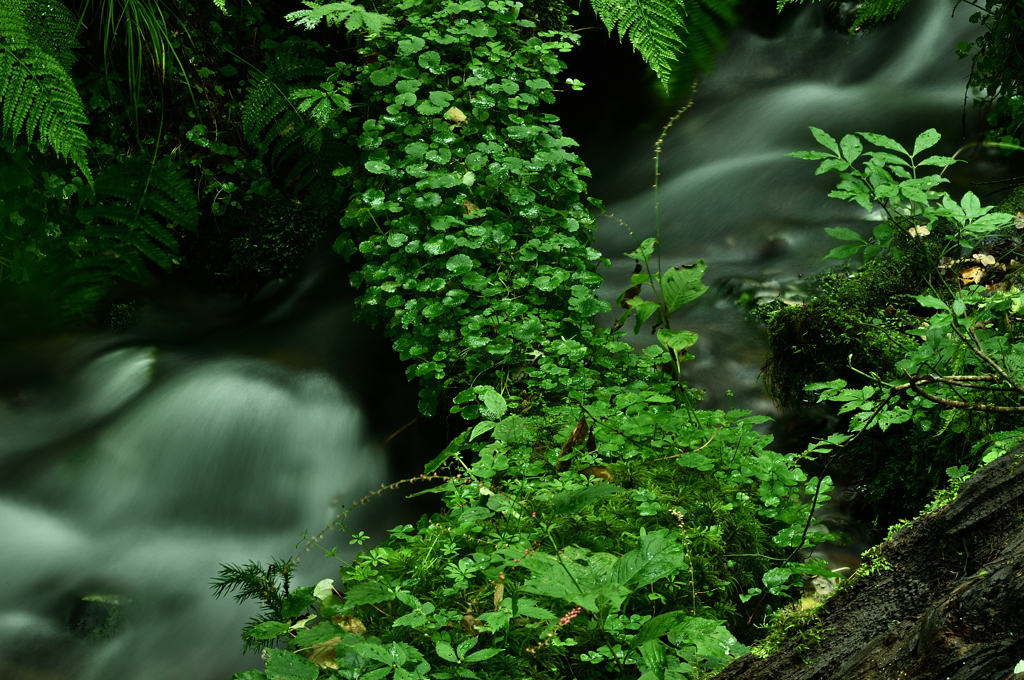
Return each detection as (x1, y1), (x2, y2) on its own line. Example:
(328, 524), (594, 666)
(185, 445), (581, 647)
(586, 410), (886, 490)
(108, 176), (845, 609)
(785, 150), (833, 160)
(840, 134), (862, 162)
(480, 389), (507, 418)
(369, 67), (398, 86)
(418, 51), (442, 72)
(365, 160), (391, 174)
(914, 295), (947, 310)
(823, 227), (863, 242)
(436, 640), (458, 663)
(858, 131), (907, 155)
(446, 254), (473, 274)
(464, 648), (501, 663)
(265, 649), (319, 680)
(824, 244), (864, 260)
(612, 529), (689, 588)
(917, 155), (960, 167)
(470, 420), (497, 441)
(424, 430), (469, 474)
(912, 128), (941, 157)
(660, 260), (708, 313)
(345, 581), (395, 607)
(630, 612), (725, 650)
(246, 621), (289, 640)
(657, 329), (698, 353)
(552, 482), (624, 514)
(292, 621), (344, 648)
(625, 238), (655, 265)
(230, 672), (266, 680)
(815, 158), (850, 175)
(313, 578), (335, 601)
(809, 127), (840, 155)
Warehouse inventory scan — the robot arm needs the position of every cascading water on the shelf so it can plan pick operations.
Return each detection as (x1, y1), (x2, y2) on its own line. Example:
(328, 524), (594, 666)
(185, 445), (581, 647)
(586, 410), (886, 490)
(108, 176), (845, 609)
(0, 3), (1009, 678)
(0, 307), (387, 679)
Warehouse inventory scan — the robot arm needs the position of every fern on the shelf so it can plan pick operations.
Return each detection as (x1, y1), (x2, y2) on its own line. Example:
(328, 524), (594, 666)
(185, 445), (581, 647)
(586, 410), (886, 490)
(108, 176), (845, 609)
(591, 0), (687, 87)
(0, 0), (91, 182)
(666, 0), (736, 92)
(776, 0), (915, 32)
(76, 155), (199, 280)
(285, 1), (395, 34)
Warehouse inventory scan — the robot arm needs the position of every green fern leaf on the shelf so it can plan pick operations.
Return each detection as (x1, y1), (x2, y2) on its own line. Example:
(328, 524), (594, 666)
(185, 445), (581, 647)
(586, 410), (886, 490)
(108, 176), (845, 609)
(591, 0), (686, 87)
(77, 156), (199, 280)
(0, 0), (90, 181)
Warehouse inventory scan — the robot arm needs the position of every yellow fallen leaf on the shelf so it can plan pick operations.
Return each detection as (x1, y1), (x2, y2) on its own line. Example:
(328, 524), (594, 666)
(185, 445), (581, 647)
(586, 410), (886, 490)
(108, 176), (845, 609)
(908, 224), (930, 238)
(972, 253), (996, 266)
(446, 106), (467, 125)
(960, 266), (983, 285)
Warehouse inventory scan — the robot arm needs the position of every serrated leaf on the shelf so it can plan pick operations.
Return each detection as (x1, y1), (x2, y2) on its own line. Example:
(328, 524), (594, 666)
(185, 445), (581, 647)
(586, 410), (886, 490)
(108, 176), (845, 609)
(446, 253), (473, 274)
(912, 128), (941, 156)
(464, 648), (501, 663)
(840, 134), (862, 162)
(809, 127), (840, 155)
(246, 621), (289, 640)
(858, 131), (908, 155)
(369, 67), (397, 86)
(552, 482), (624, 514)
(266, 649), (319, 680)
(436, 641), (458, 663)
(345, 581), (395, 606)
(480, 389), (507, 418)
(815, 157), (849, 175)
(824, 244), (864, 260)
(823, 226), (863, 242)
(786, 150), (834, 160)
(657, 329), (698, 353)
(917, 155), (959, 167)
(660, 260), (707, 313)
(612, 529), (689, 588)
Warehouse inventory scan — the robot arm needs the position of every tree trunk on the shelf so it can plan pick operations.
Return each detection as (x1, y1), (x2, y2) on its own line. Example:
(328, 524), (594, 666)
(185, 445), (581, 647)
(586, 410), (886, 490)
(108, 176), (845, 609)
(717, 448), (1024, 680)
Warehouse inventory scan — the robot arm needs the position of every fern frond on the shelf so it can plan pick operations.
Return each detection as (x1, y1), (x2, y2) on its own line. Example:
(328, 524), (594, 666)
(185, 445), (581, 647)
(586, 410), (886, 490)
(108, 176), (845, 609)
(0, 0), (91, 182)
(591, 0), (686, 87)
(665, 0), (735, 91)
(77, 155), (199, 280)
(285, 1), (395, 34)
(19, 0), (80, 70)
(848, 0), (913, 31)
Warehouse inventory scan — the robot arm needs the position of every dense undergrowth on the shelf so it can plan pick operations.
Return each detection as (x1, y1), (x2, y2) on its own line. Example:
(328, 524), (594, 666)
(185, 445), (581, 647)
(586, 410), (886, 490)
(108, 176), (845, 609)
(3, 0), (1024, 678)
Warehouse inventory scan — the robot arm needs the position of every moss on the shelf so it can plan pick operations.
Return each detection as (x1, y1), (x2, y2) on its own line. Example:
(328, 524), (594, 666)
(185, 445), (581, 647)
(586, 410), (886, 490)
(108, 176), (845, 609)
(760, 249), (929, 408)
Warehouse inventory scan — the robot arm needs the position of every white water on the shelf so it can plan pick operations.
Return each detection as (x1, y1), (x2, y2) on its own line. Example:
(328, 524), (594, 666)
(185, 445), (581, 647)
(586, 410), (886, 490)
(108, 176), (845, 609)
(0, 343), (384, 679)
(0, 3), (1009, 678)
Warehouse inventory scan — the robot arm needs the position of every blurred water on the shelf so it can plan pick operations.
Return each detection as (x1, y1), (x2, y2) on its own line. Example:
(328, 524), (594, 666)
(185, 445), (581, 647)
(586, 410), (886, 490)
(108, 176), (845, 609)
(0, 343), (384, 680)
(593, 0), (1006, 412)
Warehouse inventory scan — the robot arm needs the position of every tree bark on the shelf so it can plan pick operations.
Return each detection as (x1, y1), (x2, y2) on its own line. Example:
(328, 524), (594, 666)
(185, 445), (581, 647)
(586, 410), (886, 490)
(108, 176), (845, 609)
(717, 448), (1024, 680)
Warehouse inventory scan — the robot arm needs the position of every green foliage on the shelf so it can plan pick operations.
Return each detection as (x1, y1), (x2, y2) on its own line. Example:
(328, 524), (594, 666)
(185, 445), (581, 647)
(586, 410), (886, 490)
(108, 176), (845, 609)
(591, 0), (736, 89)
(778, 126), (1024, 520)
(955, 1), (1024, 144)
(0, 145), (197, 330)
(0, 0), (91, 182)
(209, 3), (836, 679)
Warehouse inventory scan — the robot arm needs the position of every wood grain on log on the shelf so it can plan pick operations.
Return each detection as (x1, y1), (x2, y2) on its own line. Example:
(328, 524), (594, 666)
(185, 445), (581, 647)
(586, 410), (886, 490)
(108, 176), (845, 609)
(716, 448), (1024, 680)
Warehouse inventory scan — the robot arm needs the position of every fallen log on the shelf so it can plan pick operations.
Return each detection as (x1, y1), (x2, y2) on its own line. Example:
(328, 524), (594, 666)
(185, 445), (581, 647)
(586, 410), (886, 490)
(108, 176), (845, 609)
(717, 447), (1024, 680)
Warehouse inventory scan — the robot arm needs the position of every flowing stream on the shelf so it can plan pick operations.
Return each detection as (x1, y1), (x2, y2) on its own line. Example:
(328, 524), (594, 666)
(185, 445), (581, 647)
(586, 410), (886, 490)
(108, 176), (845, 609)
(0, 3), (1009, 678)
